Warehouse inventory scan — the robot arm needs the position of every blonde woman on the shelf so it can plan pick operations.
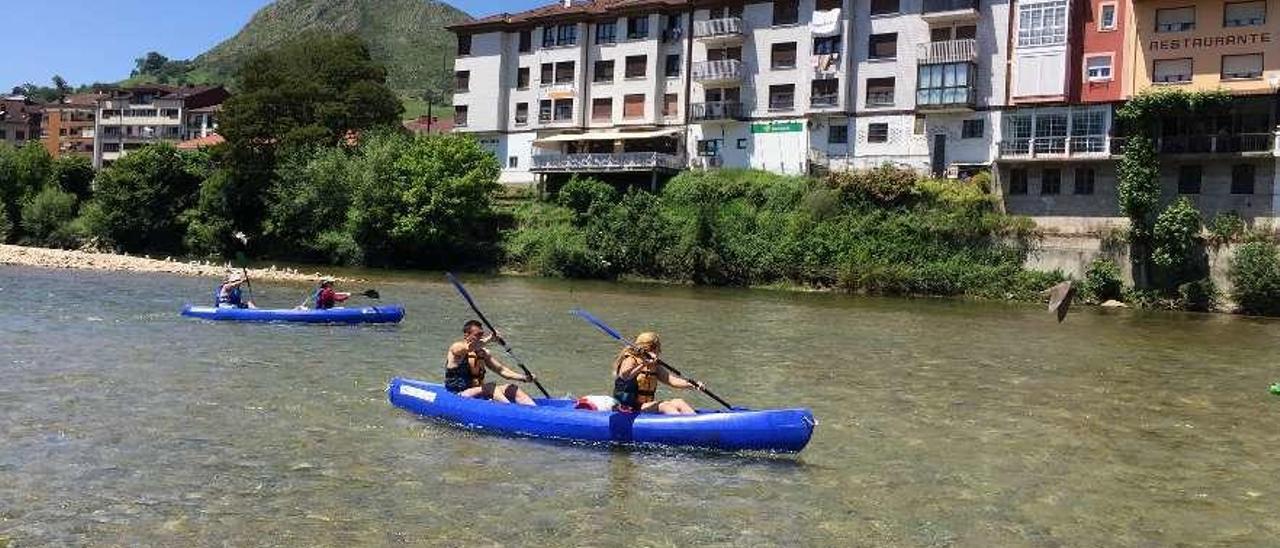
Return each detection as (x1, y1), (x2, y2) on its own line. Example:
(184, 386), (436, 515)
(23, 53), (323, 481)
(612, 332), (702, 415)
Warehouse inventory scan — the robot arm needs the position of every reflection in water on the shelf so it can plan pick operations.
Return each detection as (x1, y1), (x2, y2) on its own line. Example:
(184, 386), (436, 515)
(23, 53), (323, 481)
(2, 266), (1280, 545)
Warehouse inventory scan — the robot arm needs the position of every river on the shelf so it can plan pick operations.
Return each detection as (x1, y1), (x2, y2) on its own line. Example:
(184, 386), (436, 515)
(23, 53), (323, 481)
(1, 265), (1278, 546)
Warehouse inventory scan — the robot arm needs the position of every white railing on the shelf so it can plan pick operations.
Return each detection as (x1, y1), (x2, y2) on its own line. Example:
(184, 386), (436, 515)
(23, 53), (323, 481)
(531, 152), (685, 172)
(693, 17), (743, 39)
(999, 136), (1117, 158)
(917, 39), (977, 64)
(691, 60), (743, 83)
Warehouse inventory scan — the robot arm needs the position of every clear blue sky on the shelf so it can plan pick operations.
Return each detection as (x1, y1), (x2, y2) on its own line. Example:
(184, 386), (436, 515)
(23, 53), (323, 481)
(1, 0), (547, 91)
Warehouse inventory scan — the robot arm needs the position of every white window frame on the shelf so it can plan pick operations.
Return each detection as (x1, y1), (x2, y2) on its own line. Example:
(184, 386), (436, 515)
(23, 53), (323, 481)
(1152, 58), (1193, 84)
(1098, 2), (1118, 31)
(1017, 0), (1069, 47)
(1155, 6), (1196, 33)
(1223, 1), (1266, 28)
(1220, 53), (1263, 80)
(1085, 54), (1114, 82)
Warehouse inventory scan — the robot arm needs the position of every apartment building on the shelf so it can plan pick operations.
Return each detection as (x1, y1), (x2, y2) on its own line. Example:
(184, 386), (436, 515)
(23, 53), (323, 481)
(42, 93), (104, 159)
(92, 84), (229, 168)
(0, 97), (43, 147)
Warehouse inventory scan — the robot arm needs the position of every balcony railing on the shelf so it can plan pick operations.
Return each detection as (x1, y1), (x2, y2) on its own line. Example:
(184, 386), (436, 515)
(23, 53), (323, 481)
(923, 0), (979, 14)
(690, 101), (747, 122)
(694, 17), (744, 40)
(691, 59), (744, 83)
(1157, 133), (1275, 154)
(999, 136), (1118, 158)
(530, 152), (685, 173)
(918, 39), (977, 64)
(811, 94), (839, 108)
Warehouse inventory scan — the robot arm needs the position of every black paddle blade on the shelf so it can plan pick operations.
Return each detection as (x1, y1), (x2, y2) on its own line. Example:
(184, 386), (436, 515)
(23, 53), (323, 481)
(1046, 281), (1076, 323)
(361, 289), (380, 299)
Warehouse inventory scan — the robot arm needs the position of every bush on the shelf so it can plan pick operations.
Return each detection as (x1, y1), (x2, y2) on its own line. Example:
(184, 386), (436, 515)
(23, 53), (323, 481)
(1207, 211), (1245, 248)
(81, 143), (205, 254)
(1229, 241), (1280, 316)
(50, 155), (95, 199)
(1151, 196), (1204, 289)
(556, 176), (617, 222)
(826, 164), (921, 207)
(0, 142), (53, 241)
(0, 205), (10, 242)
(20, 186), (79, 248)
(1178, 278), (1217, 312)
(263, 147), (355, 261)
(1083, 257), (1124, 302)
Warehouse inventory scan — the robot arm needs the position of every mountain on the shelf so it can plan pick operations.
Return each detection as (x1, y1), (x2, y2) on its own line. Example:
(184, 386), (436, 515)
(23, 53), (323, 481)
(190, 0), (471, 97)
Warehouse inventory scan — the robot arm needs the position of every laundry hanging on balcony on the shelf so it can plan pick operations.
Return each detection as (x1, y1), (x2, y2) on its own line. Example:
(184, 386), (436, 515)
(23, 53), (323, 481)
(811, 9), (841, 37)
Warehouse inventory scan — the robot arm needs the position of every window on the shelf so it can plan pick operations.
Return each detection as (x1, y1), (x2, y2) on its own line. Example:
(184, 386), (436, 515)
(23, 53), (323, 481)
(665, 54), (681, 77)
(1178, 165), (1202, 194)
(627, 16), (649, 39)
(542, 26), (556, 48)
(768, 84), (795, 110)
(865, 77), (895, 106)
(867, 123), (889, 143)
(814, 36), (841, 55)
(817, 0), (842, 11)
(697, 139), (722, 156)
(454, 105), (468, 127)
(771, 42), (797, 70)
(1224, 1), (1266, 27)
(828, 124), (849, 144)
(508, 156), (519, 168)
(663, 93), (679, 117)
(457, 34), (472, 55)
(556, 24), (578, 46)
(870, 0), (899, 16)
(625, 55), (647, 78)
(1153, 58), (1192, 84)
(869, 33), (897, 59)
(554, 99), (574, 121)
(1085, 55), (1113, 81)
(913, 114), (926, 135)
(961, 119), (984, 139)
(15, 130), (25, 140)
(592, 98), (613, 121)
(1074, 168), (1095, 195)
(540, 63), (553, 84)
(1040, 169), (1061, 195)
(1034, 113), (1067, 153)
(954, 25), (977, 40)
(1222, 54), (1263, 80)
(623, 94), (645, 119)
(1018, 0), (1068, 46)
(555, 61), (575, 84)
(916, 63), (973, 106)
(1009, 168), (1029, 194)
(773, 0), (799, 25)
(593, 60), (614, 83)
(518, 30), (532, 52)
(1232, 164), (1255, 194)
(597, 21), (618, 44)
(812, 80), (839, 107)
(662, 14), (683, 42)
(515, 102), (529, 125)
(1155, 7), (1195, 32)
(1099, 3), (1117, 31)
(517, 67), (530, 89)
(455, 71), (470, 92)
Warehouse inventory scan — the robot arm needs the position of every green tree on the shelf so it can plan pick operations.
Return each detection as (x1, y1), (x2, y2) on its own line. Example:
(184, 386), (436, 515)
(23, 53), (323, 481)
(0, 142), (53, 241)
(1229, 242), (1280, 316)
(81, 144), (205, 253)
(1151, 197), (1204, 289)
(263, 146), (357, 262)
(133, 51), (170, 76)
(49, 155), (95, 200)
(20, 186), (79, 248)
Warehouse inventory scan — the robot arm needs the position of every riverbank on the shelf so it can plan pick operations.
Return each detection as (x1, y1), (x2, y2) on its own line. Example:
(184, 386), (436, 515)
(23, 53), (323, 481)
(0, 244), (345, 283)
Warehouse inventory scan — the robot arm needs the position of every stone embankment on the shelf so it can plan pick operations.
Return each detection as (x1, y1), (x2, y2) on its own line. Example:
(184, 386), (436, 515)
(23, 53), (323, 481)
(0, 244), (343, 282)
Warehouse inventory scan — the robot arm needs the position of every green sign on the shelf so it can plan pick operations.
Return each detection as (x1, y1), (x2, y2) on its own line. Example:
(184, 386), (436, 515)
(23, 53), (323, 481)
(750, 121), (803, 134)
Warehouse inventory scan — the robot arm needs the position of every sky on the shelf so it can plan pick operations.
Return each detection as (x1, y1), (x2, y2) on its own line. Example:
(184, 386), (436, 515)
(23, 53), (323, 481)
(1, 0), (547, 91)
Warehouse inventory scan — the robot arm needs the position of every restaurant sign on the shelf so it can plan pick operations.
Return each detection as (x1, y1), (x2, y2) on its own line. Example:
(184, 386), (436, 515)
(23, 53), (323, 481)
(1148, 32), (1271, 51)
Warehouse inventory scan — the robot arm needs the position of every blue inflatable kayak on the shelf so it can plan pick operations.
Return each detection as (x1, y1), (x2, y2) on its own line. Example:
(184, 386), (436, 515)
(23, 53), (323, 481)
(387, 377), (815, 453)
(181, 304), (405, 324)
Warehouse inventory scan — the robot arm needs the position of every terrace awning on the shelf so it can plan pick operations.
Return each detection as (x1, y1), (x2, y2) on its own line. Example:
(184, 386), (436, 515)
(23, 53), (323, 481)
(533, 127), (681, 146)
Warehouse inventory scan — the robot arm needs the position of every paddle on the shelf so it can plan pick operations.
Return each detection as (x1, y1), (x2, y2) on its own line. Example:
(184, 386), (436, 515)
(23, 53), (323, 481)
(1045, 280), (1076, 323)
(297, 286), (381, 309)
(570, 308), (733, 409)
(233, 232), (255, 303)
(445, 272), (551, 398)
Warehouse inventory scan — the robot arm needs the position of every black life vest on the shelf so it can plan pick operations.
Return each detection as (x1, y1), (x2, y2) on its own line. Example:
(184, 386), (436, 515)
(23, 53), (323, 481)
(444, 350), (486, 393)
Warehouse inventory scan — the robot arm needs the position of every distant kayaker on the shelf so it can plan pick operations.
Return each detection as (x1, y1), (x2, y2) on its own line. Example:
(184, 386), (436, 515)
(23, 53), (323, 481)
(612, 332), (701, 415)
(313, 277), (350, 310)
(444, 320), (537, 406)
(215, 272), (256, 309)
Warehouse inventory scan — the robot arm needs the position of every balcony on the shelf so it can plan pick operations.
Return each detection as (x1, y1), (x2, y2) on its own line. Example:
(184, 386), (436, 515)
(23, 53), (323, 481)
(693, 17), (744, 43)
(811, 94), (840, 108)
(921, 0), (979, 22)
(918, 39), (977, 64)
(1157, 133), (1276, 155)
(530, 152), (685, 173)
(690, 101), (747, 122)
(692, 59), (744, 84)
(916, 85), (976, 111)
(998, 136), (1118, 159)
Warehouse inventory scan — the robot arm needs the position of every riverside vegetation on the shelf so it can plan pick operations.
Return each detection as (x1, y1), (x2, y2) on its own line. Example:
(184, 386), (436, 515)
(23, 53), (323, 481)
(5, 36), (1280, 314)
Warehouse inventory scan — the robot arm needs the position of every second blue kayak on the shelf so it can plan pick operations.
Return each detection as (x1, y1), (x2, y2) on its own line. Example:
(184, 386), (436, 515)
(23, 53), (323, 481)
(181, 304), (405, 324)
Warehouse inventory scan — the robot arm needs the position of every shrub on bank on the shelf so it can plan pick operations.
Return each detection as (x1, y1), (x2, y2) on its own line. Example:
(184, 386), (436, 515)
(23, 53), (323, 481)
(81, 144), (204, 254)
(20, 186), (80, 248)
(1229, 241), (1280, 316)
(1083, 258), (1124, 302)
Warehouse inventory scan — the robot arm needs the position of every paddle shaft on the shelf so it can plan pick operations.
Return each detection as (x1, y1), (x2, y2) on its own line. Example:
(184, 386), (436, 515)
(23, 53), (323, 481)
(447, 273), (551, 398)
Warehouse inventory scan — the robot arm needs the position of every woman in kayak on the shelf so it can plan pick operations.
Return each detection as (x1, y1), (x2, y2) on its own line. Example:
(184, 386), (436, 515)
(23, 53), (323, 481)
(313, 277), (350, 310)
(613, 332), (702, 415)
(444, 320), (537, 406)
(215, 272), (255, 309)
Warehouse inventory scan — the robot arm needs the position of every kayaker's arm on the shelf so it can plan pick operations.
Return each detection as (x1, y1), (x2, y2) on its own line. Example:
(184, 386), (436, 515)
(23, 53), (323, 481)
(655, 364), (703, 391)
(481, 351), (534, 382)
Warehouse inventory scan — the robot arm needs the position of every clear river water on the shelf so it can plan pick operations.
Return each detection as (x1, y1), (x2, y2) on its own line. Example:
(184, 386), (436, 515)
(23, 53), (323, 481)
(2, 265), (1279, 546)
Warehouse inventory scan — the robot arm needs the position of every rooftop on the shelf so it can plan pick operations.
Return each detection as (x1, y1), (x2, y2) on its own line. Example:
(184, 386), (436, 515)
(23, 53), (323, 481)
(451, 0), (688, 31)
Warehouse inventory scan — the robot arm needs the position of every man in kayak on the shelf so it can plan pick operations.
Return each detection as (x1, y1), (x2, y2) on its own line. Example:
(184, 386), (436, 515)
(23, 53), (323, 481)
(612, 332), (701, 415)
(444, 320), (537, 406)
(313, 277), (350, 310)
(215, 272), (256, 309)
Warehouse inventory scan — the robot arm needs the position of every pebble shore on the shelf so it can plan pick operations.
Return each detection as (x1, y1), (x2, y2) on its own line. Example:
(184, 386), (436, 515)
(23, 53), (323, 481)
(0, 244), (344, 283)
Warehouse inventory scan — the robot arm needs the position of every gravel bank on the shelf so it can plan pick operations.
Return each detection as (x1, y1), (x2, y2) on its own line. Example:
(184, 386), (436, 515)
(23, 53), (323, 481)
(0, 244), (344, 282)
